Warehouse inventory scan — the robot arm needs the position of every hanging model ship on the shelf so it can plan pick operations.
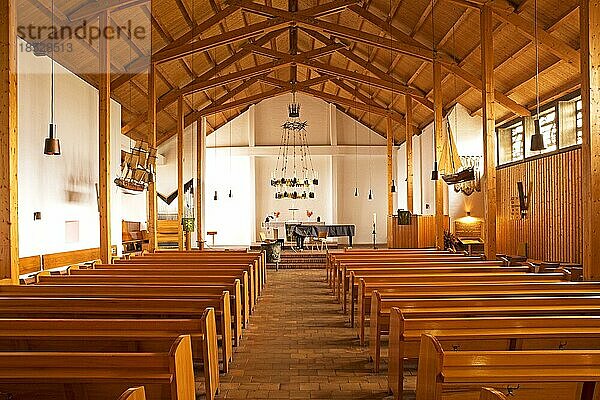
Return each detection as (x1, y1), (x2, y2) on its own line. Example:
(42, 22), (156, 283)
(438, 120), (481, 194)
(115, 140), (157, 194)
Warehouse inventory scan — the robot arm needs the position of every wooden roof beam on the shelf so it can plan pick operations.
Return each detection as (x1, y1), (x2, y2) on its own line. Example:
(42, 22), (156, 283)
(444, 62), (530, 116)
(299, 59), (432, 107)
(153, 18), (289, 64)
(299, 87), (405, 124)
(155, 4), (240, 57)
(257, 75), (332, 89)
(68, 0), (148, 21)
(193, 87), (290, 123)
(228, 0), (361, 18)
(490, 3), (580, 70)
(173, 60), (291, 101)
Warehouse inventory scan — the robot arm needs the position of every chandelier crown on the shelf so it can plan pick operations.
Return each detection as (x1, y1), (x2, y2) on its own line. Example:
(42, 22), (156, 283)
(288, 102), (301, 118)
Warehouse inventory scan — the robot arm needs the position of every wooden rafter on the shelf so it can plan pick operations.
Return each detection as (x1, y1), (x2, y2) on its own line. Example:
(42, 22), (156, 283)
(153, 18), (289, 64)
(68, 0), (148, 20)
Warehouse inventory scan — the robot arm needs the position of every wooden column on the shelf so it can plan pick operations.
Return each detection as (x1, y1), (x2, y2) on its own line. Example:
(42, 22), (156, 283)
(98, 11), (112, 264)
(433, 61), (445, 250)
(581, 0), (600, 280)
(147, 64), (158, 252)
(196, 118), (206, 249)
(177, 96), (184, 250)
(387, 116), (394, 248)
(0, 0), (19, 284)
(405, 95), (414, 213)
(481, 5), (497, 260)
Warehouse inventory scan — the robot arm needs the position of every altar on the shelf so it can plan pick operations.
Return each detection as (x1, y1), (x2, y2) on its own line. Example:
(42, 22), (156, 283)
(262, 221), (356, 249)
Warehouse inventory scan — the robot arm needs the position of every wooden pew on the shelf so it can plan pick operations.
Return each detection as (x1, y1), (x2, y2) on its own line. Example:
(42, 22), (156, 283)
(0, 310), (219, 400)
(0, 295), (233, 373)
(36, 271), (252, 324)
(332, 255), (482, 297)
(70, 265), (256, 313)
(326, 249), (456, 279)
(416, 334), (600, 400)
(118, 387), (146, 400)
(113, 260), (260, 306)
(479, 388), (507, 400)
(369, 293), (600, 371)
(355, 279), (600, 339)
(388, 310), (600, 399)
(126, 252), (266, 292)
(354, 272), (567, 344)
(0, 282), (244, 347)
(0, 335), (195, 400)
(341, 263), (532, 313)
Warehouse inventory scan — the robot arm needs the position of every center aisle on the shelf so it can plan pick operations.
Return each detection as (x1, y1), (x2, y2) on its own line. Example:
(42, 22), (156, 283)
(212, 269), (391, 399)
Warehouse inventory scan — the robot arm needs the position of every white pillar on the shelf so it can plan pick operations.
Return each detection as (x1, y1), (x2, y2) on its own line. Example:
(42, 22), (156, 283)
(248, 106), (257, 243)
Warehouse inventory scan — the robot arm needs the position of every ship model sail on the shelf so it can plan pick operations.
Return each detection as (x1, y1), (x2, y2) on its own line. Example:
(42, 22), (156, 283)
(115, 140), (157, 194)
(439, 121), (475, 185)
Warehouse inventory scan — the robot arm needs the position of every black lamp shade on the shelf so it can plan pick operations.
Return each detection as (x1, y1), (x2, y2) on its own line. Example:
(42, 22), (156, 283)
(354, 188), (359, 197)
(368, 189), (373, 200)
(431, 161), (439, 181)
(44, 123), (61, 155)
(530, 119), (546, 151)
(391, 180), (396, 193)
(213, 191), (218, 201)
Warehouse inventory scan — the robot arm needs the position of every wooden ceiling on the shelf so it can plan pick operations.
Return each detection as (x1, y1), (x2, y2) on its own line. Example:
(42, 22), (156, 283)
(19, 0), (581, 145)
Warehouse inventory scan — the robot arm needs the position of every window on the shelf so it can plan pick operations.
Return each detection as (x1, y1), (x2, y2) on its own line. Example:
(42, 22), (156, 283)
(538, 108), (557, 153)
(576, 98), (583, 144)
(497, 121), (523, 165)
(510, 123), (524, 161)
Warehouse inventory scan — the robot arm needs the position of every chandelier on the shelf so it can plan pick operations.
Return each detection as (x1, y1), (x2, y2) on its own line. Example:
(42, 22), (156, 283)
(271, 94), (318, 200)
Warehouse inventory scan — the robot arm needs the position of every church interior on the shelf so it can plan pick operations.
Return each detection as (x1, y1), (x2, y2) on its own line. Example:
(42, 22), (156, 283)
(1, 0), (600, 399)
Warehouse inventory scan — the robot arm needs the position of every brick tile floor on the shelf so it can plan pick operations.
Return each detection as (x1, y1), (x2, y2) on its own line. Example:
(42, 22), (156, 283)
(197, 269), (413, 400)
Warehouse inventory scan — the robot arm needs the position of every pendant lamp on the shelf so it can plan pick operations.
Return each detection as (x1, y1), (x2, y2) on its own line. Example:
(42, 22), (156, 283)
(44, 123), (61, 155)
(44, 0), (60, 156)
(431, 161), (439, 181)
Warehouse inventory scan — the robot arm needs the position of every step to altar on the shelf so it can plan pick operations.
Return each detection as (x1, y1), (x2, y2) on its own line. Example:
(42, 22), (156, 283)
(267, 251), (327, 269)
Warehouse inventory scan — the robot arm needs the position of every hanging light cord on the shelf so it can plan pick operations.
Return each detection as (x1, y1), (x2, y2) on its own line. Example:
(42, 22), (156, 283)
(51, 0), (55, 126)
(534, 0), (540, 118)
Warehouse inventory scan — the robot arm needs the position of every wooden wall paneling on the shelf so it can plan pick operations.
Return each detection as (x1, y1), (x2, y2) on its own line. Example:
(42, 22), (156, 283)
(18, 256), (41, 275)
(481, 5), (497, 260)
(0, 0), (19, 284)
(177, 96), (184, 250)
(98, 11), (112, 264)
(42, 248), (101, 270)
(147, 64), (158, 252)
(496, 149), (582, 264)
(581, 0), (600, 280)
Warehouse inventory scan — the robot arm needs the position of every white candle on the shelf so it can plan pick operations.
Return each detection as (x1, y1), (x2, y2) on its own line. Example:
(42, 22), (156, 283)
(373, 213), (377, 226)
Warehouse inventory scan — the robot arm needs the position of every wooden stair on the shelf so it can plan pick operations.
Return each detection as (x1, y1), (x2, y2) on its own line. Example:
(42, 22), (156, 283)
(267, 251), (326, 269)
